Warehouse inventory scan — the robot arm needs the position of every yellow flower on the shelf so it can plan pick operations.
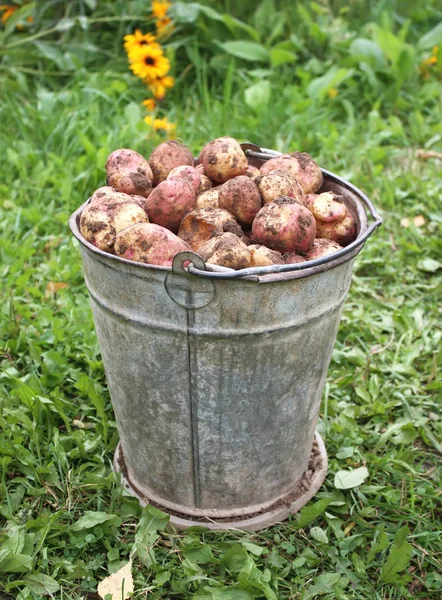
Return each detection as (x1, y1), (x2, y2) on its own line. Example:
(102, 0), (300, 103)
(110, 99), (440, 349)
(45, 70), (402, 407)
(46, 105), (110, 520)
(128, 45), (170, 80)
(144, 115), (176, 135)
(0, 4), (17, 23)
(152, 0), (171, 19)
(123, 29), (159, 54)
(142, 98), (157, 112)
(432, 46), (439, 56)
(156, 16), (174, 37)
(328, 87), (338, 99)
(147, 75), (175, 100)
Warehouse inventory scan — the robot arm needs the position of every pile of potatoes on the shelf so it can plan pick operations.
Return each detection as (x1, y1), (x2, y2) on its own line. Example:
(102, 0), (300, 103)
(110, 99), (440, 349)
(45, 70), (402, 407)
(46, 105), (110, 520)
(79, 137), (357, 270)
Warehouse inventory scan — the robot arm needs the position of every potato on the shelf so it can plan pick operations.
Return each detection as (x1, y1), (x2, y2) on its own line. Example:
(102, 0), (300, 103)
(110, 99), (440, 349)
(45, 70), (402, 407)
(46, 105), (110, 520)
(303, 194), (316, 210)
(248, 245), (283, 267)
(304, 238), (342, 260)
(259, 154), (300, 181)
(257, 171), (304, 205)
(316, 213), (357, 246)
(201, 137), (247, 183)
(251, 197), (316, 254)
(167, 165), (202, 193)
(80, 201), (148, 253)
(178, 207), (243, 251)
(196, 189), (220, 210)
(106, 149), (153, 198)
(218, 176), (262, 227)
(284, 252), (307, 264)
(145, 178), (195, 233)
(309, 192), (347, 223)
(148, 141), (194, 186)
(115, 223), (190, 267)
(198, 232), (251, 270)
(289, 152), (323, 194)
(194, 164), (213, 193)
(244, 165), (261, 181)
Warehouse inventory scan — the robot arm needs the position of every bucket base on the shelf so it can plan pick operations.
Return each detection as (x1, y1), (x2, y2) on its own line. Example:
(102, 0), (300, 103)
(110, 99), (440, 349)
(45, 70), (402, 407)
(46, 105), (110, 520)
(114, 432), (328, 532)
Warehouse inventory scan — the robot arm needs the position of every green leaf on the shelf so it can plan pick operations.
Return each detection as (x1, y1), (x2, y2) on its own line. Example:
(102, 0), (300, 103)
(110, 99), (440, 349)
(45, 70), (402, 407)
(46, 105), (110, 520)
(379, 526), (413, 583)
(218, 41), (270, 62)
(349, 38), (386, 69)
(4, 3), (35, 36)
(270, 48), (296, 67)
(304, 573), (342, 598)
(418, 22), (442, 50)
(212, 589), (254, 600)
(71, 511), (121, 531)
(24, 574), (60, 595)
(241, 542), (266, 556)
(221, 545), (249, 572)
(310, 526), (328, 544)
(124, 102), (142, 132)
(0, 553), (33, 573)
(182, 543), (213, 564)
(334, 467), (369, 489)
(293, 497), (332, 529)
(417, 258), (441, 273)
(223, 15), (260, 42)
(368, 528), (389, 561)
(307, 67), (352, 99)
(244, 80), (271, 113)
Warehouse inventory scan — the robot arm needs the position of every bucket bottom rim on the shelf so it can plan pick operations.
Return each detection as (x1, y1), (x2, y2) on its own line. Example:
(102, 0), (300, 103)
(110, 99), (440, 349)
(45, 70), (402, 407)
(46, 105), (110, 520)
(113, 432), (328, 532)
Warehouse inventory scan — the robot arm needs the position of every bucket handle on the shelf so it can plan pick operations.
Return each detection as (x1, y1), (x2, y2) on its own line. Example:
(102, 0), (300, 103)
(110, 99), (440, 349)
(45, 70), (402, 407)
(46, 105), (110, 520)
(180, 146), (383, 281)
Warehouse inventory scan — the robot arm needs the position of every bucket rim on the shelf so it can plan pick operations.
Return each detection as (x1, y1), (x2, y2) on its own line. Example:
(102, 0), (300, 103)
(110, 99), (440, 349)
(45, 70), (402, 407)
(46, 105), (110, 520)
(69, 158), (382, 283)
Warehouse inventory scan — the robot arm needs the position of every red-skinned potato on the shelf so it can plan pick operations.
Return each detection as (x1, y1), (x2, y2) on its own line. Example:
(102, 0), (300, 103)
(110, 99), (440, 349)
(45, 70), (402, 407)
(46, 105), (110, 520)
(178, 207), (243, 251)
(115, 223), (190, 266)
(196, 189), (220, 210)
(198, 232), (251, 270)
(303, 194), (316, 210)
(284, 252), (307, 264)
(310, 192), (347, 223)
(289, 152), (323, 194)
(248, 245), (283, 267)
(146, 178), (195, 233)
(80, 201), (148, 253)
(167, 165), (202, 193)
(257, 171), (305, 205)
(316, 213), (357, 246)
(218, 176), (262, 227)
(304, 238), (342, 260)
(201, 137), (247, 183)
(260, 154), (300, 181)
(148, 141), (194, 185)
(251, 197), (316, 254)
(106, 149), (153, 198)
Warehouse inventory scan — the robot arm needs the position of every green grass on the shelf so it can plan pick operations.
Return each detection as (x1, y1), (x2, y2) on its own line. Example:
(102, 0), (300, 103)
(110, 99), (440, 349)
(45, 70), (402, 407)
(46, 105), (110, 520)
(1, 2), (442, 599)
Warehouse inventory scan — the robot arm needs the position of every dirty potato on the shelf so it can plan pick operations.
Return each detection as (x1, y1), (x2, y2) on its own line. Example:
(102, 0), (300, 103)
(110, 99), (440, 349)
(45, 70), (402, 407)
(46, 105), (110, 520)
(106, 149), (153, 198)
(178, 207), (243, 251)
(198, 232), (251, 270)
(218, 175), (262, 227)
(148, 141), (194, 185)
(115, 222), (190, 266)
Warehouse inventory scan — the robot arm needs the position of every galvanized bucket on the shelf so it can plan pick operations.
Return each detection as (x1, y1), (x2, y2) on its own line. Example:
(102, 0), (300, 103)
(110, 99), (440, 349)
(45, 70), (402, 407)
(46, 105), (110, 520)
(70, 145), (382, 531)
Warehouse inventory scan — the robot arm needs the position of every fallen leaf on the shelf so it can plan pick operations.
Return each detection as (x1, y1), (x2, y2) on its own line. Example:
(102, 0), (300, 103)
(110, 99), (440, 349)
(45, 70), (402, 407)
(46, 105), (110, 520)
(413, 215), (425, 227)
(45, 282), (68, 297)
(334, 466), (369, 489)
(97, 560), (134, 600)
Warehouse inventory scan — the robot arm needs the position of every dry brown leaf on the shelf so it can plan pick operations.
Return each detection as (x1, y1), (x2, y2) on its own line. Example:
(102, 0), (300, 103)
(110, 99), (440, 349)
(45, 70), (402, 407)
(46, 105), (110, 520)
(416, 149), (442, 160)
(45, 282), (68, 297)
(97, 560), (134, 600)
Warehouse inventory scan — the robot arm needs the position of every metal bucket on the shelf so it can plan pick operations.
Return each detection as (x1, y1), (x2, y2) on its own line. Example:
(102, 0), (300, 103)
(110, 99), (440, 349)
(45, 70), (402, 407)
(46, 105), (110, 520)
(70, 145), (382, 531)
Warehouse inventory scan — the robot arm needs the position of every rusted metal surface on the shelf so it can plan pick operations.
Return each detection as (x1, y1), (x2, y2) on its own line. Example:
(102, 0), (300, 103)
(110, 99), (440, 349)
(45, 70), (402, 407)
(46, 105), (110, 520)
(70, 156), (382, 528)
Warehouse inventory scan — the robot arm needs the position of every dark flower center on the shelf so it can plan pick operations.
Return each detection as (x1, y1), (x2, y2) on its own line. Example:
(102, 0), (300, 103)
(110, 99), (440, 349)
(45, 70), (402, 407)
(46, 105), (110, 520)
(144, 56), (155, 65)
(140, 40), (148, 45)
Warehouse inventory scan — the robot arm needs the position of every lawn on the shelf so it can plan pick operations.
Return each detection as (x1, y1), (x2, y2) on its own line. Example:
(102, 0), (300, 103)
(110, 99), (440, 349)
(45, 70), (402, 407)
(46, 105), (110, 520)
(0, 1), (441, 598)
